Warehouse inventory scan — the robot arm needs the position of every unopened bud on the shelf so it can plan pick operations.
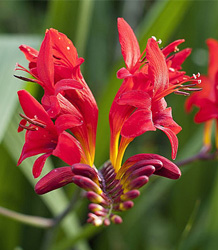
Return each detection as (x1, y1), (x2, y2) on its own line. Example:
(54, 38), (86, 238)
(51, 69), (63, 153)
(126, 176), (149, 190)
(87, 213), (103, 226)
(72, 164), (98, 182)
(88, 203), (105, 212)
(104, 218), (111, 226)
(119, 201), (134, 211)
(110, 214), (123, 224)
(120, 189), (140, 201)
(72, 175), (102, 194)
(86, 191), (105, 203)
(126, 165), (155, 182)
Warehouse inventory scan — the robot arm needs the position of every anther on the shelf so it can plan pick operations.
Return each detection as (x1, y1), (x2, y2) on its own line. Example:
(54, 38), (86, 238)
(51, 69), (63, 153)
(151, 36), (157, 41)
(174, 91), (190, 96)
(19, 123), (38, 131)
(19, 114), (46, 128)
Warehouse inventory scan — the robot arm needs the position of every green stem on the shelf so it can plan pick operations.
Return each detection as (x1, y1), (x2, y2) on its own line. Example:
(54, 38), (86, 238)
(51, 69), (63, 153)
(0, 206), (54, 228)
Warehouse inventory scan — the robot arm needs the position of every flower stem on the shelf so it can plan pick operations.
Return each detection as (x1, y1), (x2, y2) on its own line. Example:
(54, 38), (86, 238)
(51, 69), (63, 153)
(0, 206), (54, 228)
(176, 145), (217, 167)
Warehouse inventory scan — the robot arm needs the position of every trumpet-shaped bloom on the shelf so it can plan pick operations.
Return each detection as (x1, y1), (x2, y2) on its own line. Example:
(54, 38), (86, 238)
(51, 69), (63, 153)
(17, 90), (83, 178)
(186, 39), (218, 148)
(16, 29), (98, 167)
(15, 19), (198, 226)
(109, 18), (200, 171)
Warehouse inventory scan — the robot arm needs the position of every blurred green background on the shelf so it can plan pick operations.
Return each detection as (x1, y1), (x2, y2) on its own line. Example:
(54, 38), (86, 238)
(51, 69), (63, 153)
(1, 0), (218, 250)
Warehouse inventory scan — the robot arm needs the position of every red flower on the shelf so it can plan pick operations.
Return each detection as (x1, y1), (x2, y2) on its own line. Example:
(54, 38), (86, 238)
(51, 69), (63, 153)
(186, 39), (218, 148)
(15, 21), (192, 226)
(16, 29), (98, 167)
(17, 90), (83, 178)
(109, 18), (200, 171)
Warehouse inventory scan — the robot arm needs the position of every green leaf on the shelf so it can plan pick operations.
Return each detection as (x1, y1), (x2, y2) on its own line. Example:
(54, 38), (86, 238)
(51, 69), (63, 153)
(0, 35), (41, 143)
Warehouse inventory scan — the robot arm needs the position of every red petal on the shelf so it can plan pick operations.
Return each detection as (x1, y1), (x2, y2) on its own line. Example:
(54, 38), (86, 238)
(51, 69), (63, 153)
(117, 67), (132, 79)
(117, 90), (151, 109)
(117, 18), (140, 71)
(48, 28), (81, 68)
(194, 99), (218, 123)
(185, 75), (211, 112)
(55, 79), (83, 94)
(155, 124), (179, 160)
(169, 48), (192, 70)
(35, 167), (74, 194)
(207, 39), (218, 80)
(52, 131), (81, 165)
(43, 95), (61, 118)
(32, 153), (51, 178)
(19, 44), (38, 62)
(37, 31), (54, 93)
(146, 38), (169, 94)
(162, 39), (185, 57)
(153, 107), (182, 134)
(121, 109), (156, 138)
(18, 90), (55, 128)
(55, 114), (83, 133)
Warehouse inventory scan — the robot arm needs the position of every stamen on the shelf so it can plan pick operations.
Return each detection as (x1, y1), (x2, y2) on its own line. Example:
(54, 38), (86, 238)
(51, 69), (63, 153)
(174, 91), (190, 96)
(158, 39), (162, 44)
(19, 123), (38, 131)
(174, 46), (179, 52)
(151, 36), (157, 41)
(19, 114), (46, 128)
(169, 68), (175, 72)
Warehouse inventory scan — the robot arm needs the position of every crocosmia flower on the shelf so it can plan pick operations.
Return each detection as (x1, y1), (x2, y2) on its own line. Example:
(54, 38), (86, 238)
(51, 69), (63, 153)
(16, 18), (199, 226)
(186, 39), (218, 149)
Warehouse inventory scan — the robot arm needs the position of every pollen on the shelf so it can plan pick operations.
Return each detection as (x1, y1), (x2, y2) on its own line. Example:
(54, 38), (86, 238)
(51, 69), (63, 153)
(67, 46), (70, 50)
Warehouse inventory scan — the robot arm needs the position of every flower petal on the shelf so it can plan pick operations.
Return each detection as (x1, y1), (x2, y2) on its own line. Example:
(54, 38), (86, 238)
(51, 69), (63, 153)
(18, 90), (55, 128)
(162, 39), (185, 57)
(207, 38), (218, 80)
(117, 18), (140, 71)
(117, 90), (151, 109)
(194, 99), (218, 123)
(32, 153), (51, 178)
(146, 38), (169, 94)
(55, 79), (83, 95)
(155, 124), (178, 160)
(55, 114), (83, 133)
(52, 131), (81, 165)
(37, 31), (54, 93)
(121, 109), (156, 138)
(19, 44), (38, 62)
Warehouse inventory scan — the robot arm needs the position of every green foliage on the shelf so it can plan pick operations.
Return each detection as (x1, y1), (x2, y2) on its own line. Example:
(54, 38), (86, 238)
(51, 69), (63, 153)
(1, 1), (218, 250)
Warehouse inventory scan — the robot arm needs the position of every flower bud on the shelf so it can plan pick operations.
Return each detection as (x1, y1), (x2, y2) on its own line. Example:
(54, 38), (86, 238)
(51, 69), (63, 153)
(125, 176), (149, 190)
(110, 214), (123, 224)
(72, 175), (102, 194)
(120, 189), (140, 201)
(35, 167), (74, 195)
(71, 164), (98, 182)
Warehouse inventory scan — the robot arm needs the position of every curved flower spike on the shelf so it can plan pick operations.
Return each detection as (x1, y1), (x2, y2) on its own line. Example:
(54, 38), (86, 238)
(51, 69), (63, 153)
(35, 154), (180, 226)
